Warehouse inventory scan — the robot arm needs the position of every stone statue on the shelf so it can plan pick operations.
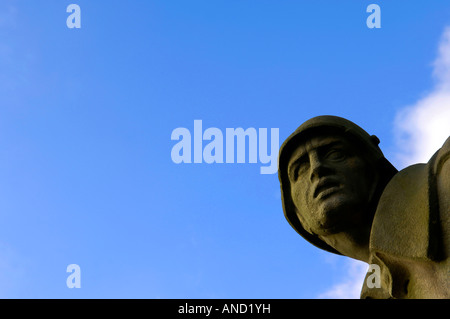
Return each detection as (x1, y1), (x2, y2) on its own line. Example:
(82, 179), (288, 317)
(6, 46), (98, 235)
(278, 115), (449, 299)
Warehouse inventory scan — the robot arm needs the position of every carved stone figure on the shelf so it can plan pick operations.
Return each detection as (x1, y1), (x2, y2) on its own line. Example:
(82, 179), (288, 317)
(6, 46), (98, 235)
(278, 115), (449, 299)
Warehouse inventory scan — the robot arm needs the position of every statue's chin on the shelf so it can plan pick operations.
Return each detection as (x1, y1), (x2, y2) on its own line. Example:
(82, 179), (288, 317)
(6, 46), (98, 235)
(312, 196), (365, 236)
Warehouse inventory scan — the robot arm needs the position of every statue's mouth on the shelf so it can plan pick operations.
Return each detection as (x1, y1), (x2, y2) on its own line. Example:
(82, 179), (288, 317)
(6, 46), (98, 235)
(313, 179), (341, 199)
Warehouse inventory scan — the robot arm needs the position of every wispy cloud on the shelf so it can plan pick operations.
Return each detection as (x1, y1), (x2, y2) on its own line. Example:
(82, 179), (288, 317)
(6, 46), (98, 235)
(394, 26), (450, 168)
(317, 259), (367, 299)
(0, 241), (26, 298)
(0, 2), (19, 93)
(0, 2), (17, 28)
(0, 2), (39, 104)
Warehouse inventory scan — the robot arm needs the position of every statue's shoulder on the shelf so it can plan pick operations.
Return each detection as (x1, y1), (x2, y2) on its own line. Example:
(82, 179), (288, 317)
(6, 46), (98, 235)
(433, 136), (450, 200)
(433, 136), (450, 174)
(434, 137), (450, 260)
(370, 136), (450, 261)
(370, 162), (431, 259)
(364, 138), (450, 299)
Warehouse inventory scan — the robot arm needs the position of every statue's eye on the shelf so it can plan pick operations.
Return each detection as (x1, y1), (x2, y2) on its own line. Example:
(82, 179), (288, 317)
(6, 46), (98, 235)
(295, 162), (309, 178)
(325, 149), (346, 161)
(289, 159), (309, 181)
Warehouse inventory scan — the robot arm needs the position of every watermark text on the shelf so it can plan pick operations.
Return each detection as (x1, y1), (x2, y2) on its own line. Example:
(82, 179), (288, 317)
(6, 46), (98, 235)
(171, 120), (279, 174)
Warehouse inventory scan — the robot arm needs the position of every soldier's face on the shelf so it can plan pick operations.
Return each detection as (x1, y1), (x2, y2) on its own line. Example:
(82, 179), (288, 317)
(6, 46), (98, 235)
(288, 134), (374, 235)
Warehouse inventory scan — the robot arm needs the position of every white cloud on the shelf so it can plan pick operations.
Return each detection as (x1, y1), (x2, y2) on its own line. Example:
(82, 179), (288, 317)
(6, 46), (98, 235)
(394, 26), (450, 168)
(318, 259), (368, 299)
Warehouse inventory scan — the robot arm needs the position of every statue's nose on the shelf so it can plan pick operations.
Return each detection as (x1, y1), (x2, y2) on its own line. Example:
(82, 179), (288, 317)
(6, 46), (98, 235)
(309, 153), (332, 182)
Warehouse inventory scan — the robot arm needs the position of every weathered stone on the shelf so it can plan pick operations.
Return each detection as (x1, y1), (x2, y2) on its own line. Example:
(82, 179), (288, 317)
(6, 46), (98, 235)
(278, 115), (449, 299)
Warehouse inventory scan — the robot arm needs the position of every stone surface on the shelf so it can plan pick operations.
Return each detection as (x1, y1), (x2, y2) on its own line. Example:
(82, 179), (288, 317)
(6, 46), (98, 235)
(278, 115), (449, 299)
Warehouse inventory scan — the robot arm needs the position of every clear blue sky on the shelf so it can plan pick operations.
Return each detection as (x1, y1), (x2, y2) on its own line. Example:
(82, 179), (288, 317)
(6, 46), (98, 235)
(0, 0), (449, 298)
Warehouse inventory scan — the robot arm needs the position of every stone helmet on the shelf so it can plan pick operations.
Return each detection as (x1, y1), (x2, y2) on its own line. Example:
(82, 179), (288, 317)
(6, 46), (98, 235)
(278, 115), (398, 255)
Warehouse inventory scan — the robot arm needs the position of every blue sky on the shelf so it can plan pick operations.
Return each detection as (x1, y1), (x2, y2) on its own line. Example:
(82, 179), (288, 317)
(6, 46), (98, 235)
(0, 0), (449, 298)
